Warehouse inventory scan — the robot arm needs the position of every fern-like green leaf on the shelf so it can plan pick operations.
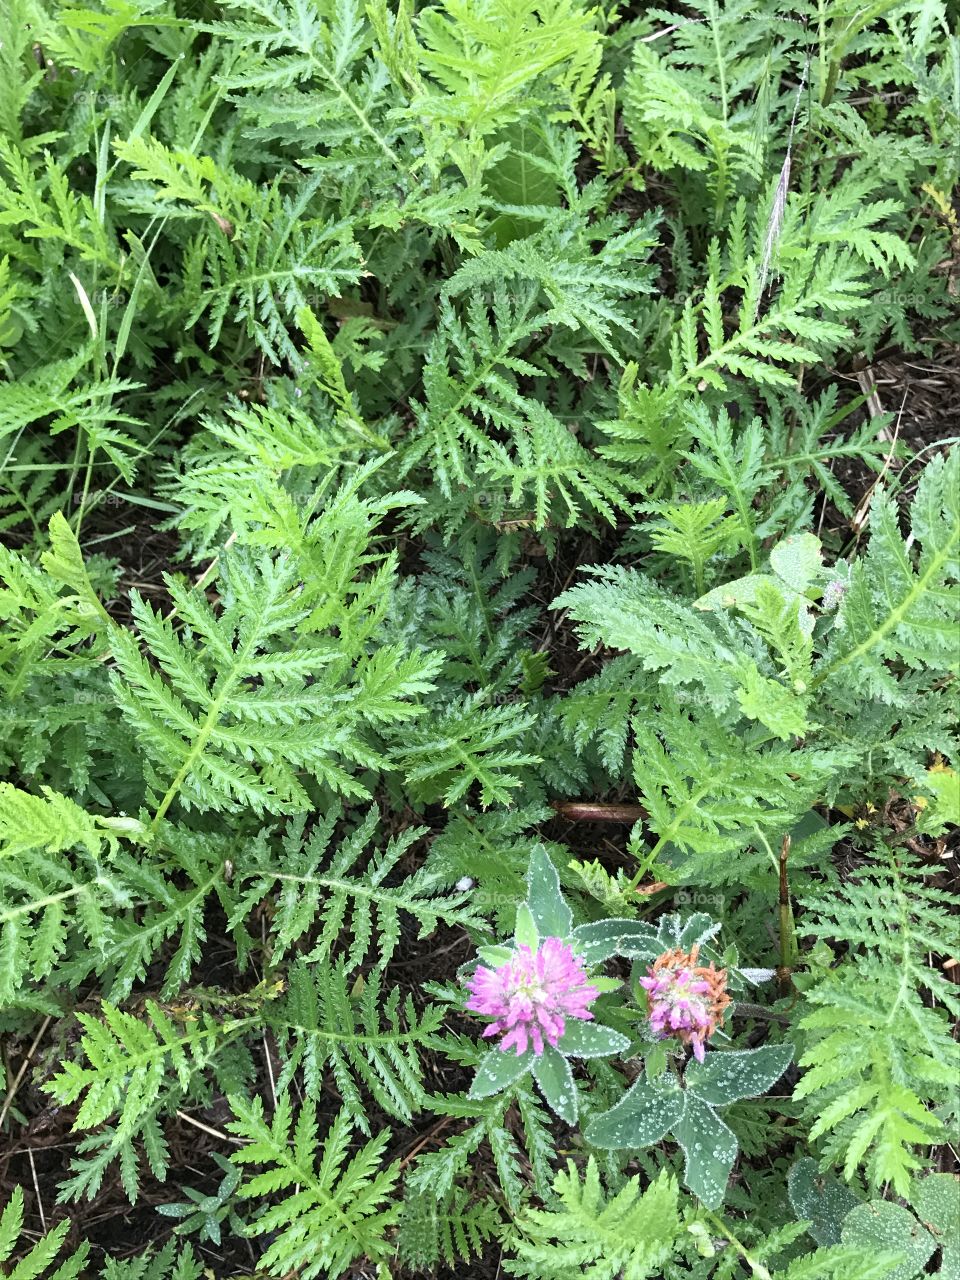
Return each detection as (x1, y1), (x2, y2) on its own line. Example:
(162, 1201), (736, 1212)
(228, 1092), (400, 1280)
(268, 958), (444, 1131)
(230, 805), (486, 968)
(0, 1187), (88, 1279)
(505, 1160), (683, 1280)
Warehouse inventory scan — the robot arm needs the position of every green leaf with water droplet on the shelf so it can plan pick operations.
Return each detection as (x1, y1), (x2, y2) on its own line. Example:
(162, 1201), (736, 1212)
(841, 1202), (935, 1280)
(532, 1044), (577, 1123)
(671, 1095), (738, 1209)
(470, 1046), (533, 1099)
(555, 1021), (630, 1059)
(585, 1077), (684, 1150)
(664, 912), (721, 952)
(525, 845), (572, 939)
(572, 918), (660, 963)
(684, 1044), (793, 1106)
(911, 1173), (960, 1279)
(788, 1157), (861, 1246)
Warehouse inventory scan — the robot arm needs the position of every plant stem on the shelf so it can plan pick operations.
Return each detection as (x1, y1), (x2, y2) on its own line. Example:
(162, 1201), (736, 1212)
(778, 833), (796, 995)
(701, 1208), (773, 1278)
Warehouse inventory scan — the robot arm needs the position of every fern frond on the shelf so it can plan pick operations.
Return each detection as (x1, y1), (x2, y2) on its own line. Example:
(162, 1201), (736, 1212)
(667, 255), (866, 393)
(814, 445), (959, 700)
(0, 1), (43, 146)
(554, 564), (748, 710)
(414, 0), (602, 137)
(0, 784), (144, 1002)
(46, 998), (254, 1200)
(48, 1000), (232, 1134)
(268, 958), (444, 1131)
(398, 1184), (502, 1269)
(114, 139), (363, 364)
(200, 0), (405, 172)
(624, 41), (764, 212)
(389, 692), (541, 806)
(100, 1241), (204, 1280)
(505, 1160), (682, 1280)
(481, 400), (635, 530)
(54, 827), (234, 1001)
(230, 805), (486, 969)
(0, 352), (143, 478)
(443, 215), (659, 360)
(801, 180), (916, 275)
(795, 848), (960, 1195)
(0, 1186), (88, 1279)
(186, 192), (361, 366)
(0, 781), (109, 857)
(228, 1092), (400, 1280)
(630, 694), (839, 870)
(399, 286), (542, 494)
(0, 138), (120, 271)
(110, 546), (440, 818)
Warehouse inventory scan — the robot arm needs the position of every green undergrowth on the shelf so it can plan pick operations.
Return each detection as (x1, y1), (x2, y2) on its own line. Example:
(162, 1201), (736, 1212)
(0, 0), (958, 1276)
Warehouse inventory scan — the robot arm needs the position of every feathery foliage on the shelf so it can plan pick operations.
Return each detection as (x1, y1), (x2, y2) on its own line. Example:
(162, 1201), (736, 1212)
(228, 1093), (400, 1280)
(794, 848), (960, 1195)
(0, 0), (956, 1275)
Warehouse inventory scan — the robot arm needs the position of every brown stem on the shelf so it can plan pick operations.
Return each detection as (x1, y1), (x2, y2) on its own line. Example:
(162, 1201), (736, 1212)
(777, 834), (796, 996)
(550, 801), (648, 822)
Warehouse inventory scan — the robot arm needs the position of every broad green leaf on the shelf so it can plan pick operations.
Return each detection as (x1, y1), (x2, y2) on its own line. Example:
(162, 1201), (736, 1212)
(514, 903), (539, 949)
(695, 573), (773, 612)
(770, 533), (823, 592)
(911, 1174), (960, 1279)
(841, 1202), (935, 1280)
(470, 1047), (534, 1099)
(572, 918), (660, 963)
(525, 845), (572, 939)
(684, 1044), (793, 1106)
(486, 122), (561, 247)
(671, 913), (722, 952)
(555, 1021), (631, 1059)
(788, 1157), (861, 1246)
(532, 1045), (577, 1123)
(585, 1078), (684, 1150)
(671, 1095), (738, 1209)
(645, 1042), (669, 1080)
